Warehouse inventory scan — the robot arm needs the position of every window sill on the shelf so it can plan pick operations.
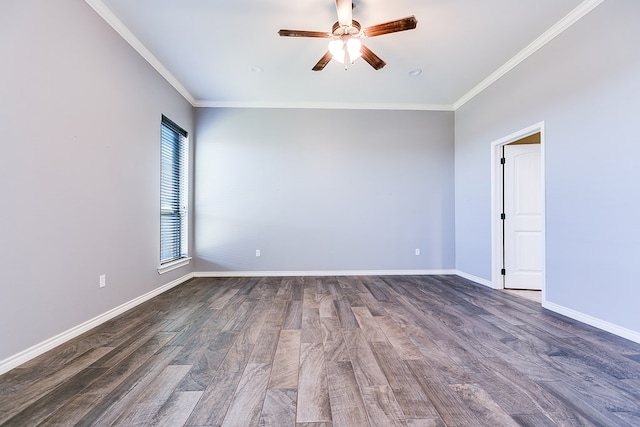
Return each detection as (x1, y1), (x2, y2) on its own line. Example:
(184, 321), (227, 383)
(158, 257), (192, 275)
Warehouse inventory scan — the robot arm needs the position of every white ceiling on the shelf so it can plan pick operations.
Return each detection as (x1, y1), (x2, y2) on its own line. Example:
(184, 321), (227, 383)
(88, 0), (596, 110)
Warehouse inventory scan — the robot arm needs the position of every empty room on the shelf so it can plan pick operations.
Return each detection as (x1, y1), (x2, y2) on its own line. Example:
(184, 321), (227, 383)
(1, 0), (640, 425)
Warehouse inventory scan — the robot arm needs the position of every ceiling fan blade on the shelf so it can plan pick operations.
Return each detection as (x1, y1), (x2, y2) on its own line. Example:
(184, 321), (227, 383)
(278, 29), (330, 38)
(335, 0), (353, 27)
(364, 16), (417, 37)
(360, 45), (386, 70)
(312, 51), (333, 71)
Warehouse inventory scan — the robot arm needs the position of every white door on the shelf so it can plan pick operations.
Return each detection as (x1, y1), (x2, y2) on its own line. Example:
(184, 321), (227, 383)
(503, 144), (543, 290)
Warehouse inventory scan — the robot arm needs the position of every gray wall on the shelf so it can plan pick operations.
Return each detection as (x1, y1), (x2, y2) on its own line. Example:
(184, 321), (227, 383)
(455, 0), (640, 332)
(0, 0), (194, 361)
(195, 108), (455, 272)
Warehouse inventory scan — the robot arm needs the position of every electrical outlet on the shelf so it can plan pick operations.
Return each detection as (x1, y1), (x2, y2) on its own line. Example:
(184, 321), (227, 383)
(99, 274), (106, 288)
(256, 249), (261, 257)
(415, 248), (421, 256)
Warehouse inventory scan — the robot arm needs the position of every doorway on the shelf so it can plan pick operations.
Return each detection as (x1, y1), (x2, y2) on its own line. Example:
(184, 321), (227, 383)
(492, 123), (545, 297)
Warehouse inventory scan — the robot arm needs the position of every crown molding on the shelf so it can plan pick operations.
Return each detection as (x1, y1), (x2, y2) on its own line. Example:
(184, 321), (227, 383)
(85, 0), (197, 106)
(453, 0), (606, 110)
(194, 100), (454, 111)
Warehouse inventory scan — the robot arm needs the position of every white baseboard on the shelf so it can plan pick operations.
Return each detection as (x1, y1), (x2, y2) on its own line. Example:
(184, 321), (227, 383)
(0, 273), (194, 376)
(543, 301), (640, 345)
(193, 269), (457, 278)
(454, 270), (497, 289)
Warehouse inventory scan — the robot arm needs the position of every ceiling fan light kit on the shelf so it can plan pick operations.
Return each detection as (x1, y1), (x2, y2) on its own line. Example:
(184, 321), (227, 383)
(278, 0), (418, 71)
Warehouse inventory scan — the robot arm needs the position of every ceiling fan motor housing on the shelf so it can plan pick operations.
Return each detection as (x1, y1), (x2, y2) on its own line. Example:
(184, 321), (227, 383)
(332, 20), (361, 37)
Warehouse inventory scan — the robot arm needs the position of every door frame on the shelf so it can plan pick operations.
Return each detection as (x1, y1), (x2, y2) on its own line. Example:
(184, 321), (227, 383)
(490, 122), (546, 300)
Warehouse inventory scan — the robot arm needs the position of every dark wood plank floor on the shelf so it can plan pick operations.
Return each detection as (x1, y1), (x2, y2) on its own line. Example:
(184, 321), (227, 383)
(2, 275), (640, 426)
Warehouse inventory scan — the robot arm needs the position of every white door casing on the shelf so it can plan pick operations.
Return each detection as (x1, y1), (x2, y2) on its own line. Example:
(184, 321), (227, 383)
(503, 144), (543, 290)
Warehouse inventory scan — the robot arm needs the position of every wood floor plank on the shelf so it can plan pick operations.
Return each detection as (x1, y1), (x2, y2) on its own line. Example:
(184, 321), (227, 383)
(275, 278), (293, 299)
(358, 290), (388, 316)
(375, 315), (423, 360)
(291, 277), (304, 301)
(0, 346), (104, 398)
(334, 298), (359, 329)
(160, 303), (207, 333)
(402, 326), (474, 385)
(450, 383), (519, 427)
(510, 413), (558, 427)
(405, 419), (446, 427)
(174, 330), (236, 391)
(361, 277), (392, 302)
(221, 299), (258, 332)
(531, 310), (640, 354)
(538, 380), (637, 426)
(326, 361), (369, 427)
(35, 393), (105, 426)
(260, 388), (297, 427)
(111, 364), (192, 426)
(185, 325), (256, 426)
(2, 367), (109, 426)
(283, 300), (303, 330)
(327, 278), (344, 299)
(222, 363), (271, 426)
(406, 359), (484, 427)
(342, 330), (389, 388)
(237, 277), (261, 295)
(320, 317), (350, 363)
(370, 341), (439, 419)
(170, 315), (229, 365)
(209, 287), (238, 310)
(611, 410), (640, 426)
(265, 299), (289, 327)
(170, 306), (219, 347)
(270, 330), (301, 389)
(318, 294), (337, 318)
(351, 306), (388, 342)
(536, 329), (640, 380)
(297, 342), (332, 423)
(75, 344), (183, 426)
(149, 390), (203, 427)
(92, 319), (172, 368)
(316, 277), (331, 295)
(0, 346), (113, 423)
(360, 385), (407, 427)
(482, 312), (640, 413)
(301, 307), (323, 344)
(296, 423), (333, 427)
(339, 276), (368, 294)
(34, 333), (178, 425)
(303, 278), (320, 308)
(243, 298), (276, 344)
(249, 326), (281, 364)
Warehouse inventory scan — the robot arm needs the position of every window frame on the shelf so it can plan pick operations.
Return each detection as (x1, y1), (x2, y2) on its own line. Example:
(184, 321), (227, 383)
(158, 115), (190, 274)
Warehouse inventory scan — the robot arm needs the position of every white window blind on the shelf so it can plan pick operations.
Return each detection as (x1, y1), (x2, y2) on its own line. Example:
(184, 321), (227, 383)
(160, 115), (188, 265)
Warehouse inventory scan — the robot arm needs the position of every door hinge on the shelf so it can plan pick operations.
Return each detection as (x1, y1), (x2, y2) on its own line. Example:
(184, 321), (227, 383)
(501, 268), (506, 276)
(500, 157), (506, 165)
(500, 213), (506, 220)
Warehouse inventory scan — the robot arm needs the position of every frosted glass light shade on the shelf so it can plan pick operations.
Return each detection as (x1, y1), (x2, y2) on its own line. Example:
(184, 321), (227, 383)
(346, 38), (362, 61)
(328, 37), (362, 64)
(328, 39), (345, 62)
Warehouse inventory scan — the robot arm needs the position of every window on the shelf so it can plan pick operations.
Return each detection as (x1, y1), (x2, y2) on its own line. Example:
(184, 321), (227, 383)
(160, 115), (189, 270)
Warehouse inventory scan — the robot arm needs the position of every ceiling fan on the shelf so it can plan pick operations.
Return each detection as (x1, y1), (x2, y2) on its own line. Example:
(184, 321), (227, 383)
(278, 0), (417, 71)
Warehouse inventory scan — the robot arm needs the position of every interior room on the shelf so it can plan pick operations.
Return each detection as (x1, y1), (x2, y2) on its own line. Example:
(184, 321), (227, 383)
(1, 0), (639, 424)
